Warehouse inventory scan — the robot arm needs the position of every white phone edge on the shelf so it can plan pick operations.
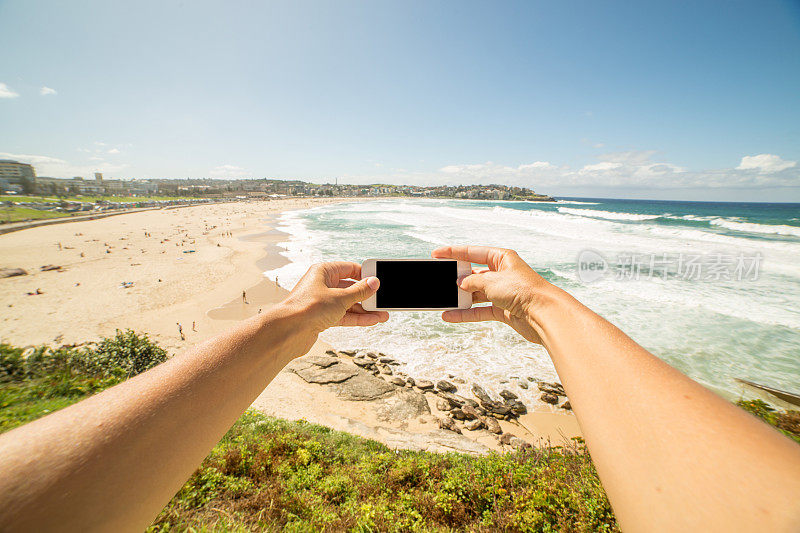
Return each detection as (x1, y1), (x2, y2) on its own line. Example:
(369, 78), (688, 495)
(360, 258), (473, 311)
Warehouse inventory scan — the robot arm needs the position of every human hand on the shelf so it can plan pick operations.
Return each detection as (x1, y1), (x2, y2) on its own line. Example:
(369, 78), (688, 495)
(431, 246), (561, 344)
(281, 262), (390, 333)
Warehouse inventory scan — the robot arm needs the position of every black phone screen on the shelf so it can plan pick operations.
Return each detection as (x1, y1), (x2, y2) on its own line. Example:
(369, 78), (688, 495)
(375, 260), (458, 308)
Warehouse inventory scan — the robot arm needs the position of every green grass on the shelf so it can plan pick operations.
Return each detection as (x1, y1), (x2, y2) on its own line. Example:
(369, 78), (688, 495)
(0, 206), (71, 222)
(4, 336), (799, 532)
(0, 195), (62, 203)
(1, 194), (199, 204)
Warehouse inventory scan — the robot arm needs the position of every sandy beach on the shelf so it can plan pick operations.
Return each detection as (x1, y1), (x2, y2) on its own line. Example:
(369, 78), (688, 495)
(0, 198), (581, 453)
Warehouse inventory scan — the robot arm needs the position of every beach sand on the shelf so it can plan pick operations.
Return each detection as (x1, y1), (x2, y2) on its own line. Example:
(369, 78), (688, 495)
(0, 198), (581, 453)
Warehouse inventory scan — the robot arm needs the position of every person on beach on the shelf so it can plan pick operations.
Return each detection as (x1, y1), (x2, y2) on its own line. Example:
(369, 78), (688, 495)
(1, 246), (799, 531)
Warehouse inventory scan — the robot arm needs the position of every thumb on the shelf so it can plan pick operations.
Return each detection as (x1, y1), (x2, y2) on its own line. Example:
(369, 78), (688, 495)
(340, 276), (380, 305)
(458, 272), (491, 293)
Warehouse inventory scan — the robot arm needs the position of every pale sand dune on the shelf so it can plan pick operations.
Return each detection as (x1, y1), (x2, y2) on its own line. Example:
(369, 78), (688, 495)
(0, 198), (580, 453)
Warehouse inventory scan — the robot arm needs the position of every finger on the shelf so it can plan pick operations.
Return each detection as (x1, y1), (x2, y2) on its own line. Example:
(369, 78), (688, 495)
(431, 245), (508, 269)
(339, 310), (389, 327)
(472, 268), (490, 275)
(338, 276), (380, 306)
(458, 271), (500, 293)
(471, 290), (489, 303)
(337, 279), (356, 289)
(315, 262), (362, 286)
(442, 305), (503, 323)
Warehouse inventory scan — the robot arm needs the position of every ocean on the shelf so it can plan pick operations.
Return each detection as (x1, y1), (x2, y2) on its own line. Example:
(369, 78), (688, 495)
(266, 197), (800, 406)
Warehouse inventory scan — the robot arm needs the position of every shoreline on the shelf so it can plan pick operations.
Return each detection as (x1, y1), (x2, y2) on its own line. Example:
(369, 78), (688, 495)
(0, 197), (582, 453)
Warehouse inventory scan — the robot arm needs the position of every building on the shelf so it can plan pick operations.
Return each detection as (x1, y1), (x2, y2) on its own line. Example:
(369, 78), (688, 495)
(0, 160), (36, 192)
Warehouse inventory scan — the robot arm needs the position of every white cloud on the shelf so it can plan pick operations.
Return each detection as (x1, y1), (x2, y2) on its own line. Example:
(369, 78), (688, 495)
(736, 154), (796, 174)
(0, 82), (20, 98)
(40, 86), (57, 96)
(107, 148), (120, 154)
(209, 164), (251, 178)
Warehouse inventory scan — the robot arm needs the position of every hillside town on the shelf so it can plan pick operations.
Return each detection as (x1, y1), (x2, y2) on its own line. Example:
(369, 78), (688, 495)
(0, 159), (553, 203)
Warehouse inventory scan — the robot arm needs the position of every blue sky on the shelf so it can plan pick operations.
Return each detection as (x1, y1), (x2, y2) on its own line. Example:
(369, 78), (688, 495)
(1, 0), (799, 201)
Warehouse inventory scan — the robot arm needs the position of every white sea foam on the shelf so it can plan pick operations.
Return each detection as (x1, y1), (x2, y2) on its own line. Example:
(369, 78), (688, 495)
(557, 207), (662, 221)
(710, 218), (800, 238)
(263, 199), (800, 397)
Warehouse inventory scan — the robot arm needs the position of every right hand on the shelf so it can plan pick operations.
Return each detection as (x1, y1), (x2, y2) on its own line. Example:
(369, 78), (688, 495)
(431, 245), (560, 344)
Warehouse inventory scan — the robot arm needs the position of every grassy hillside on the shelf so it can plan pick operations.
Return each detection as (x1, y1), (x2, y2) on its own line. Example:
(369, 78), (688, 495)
(3, 333), (798, 531)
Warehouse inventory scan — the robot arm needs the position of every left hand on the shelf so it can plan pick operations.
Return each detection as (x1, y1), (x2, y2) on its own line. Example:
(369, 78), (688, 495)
(281, 262), (389, 333)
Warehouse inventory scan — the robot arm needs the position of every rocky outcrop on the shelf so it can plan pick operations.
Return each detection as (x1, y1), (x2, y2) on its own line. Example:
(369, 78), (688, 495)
(292, 359), (359, 384)
(0, 268), (27, 278)
(437, 380), (457, 393)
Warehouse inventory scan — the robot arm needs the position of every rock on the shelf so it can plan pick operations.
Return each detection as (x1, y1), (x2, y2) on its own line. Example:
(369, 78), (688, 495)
(378, 356), (395, 364)
(437, 416), (461, 434)
(405, 377), (415, 387)
(485, 417), (502, 434)
(325, 349), (337, 356)
(390, 377), (406, 386)
(482, 401), (512, 416)
(379, 365), (393, 375)
(499, 389), (518, 400)
(461, 404), (481, 420)
(437, 380), (457, 393)
(541, 392), (559, 405)
(538, 381), (565, 396)
(561, 400), (572, 410)
(517, 379), (528, 390)
(0, 268), (27, 278)
(450, 408), (466, 420)
(453, 377), (466, 384)
(305, 356), (339, 368)
(499, 433), (515, 445)
(374, 389), (431, 422)
(509, 437), (531, 450)
(330, 371), (396, 401)
(364, 351), (379, 359)
(438, 392), (465, 409)
(40, 264), (62, 272)
(436, 399), (451, 411)
(292, 361), (358, 384)
(471, 384), (492, 403)
(527, 376), (536, 382)
(416, 379), (434, 390)
(339, 349), (357, 356)
(352, 357), (372, 367)
(464, 419), (483, 431)
(507, 399), (527, 415)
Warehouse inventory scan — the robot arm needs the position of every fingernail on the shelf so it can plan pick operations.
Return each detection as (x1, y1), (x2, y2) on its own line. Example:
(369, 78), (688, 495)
(366, 276), (380, 290)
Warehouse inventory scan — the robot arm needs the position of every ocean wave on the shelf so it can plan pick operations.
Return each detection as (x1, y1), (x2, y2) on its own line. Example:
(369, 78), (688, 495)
(555, 200), (600, 205)
(557, 207), (662, 221)
(710, 218), (800, 238)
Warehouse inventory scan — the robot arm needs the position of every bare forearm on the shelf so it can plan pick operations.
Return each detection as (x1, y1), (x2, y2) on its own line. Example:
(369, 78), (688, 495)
(0, 304), (314, 532)
(531, 290), (800, 531)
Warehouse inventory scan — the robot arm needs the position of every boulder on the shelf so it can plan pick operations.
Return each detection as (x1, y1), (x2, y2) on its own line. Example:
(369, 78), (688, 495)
(485, 417), (502, 434)
(499, 389), (518, 400)
(40, 264), (62, 272)
(330, 371), (396, 401)
(450, 408), (466, 421)
(325, 349), (337, 356)
(436, 399), (451, 411)
(538, 381), (565, 396)
(0, 268), (27, 279)
(509, 436), (531, 450)
(482, 401), (512, 416)
(437, 416), (461, 434)
(352, 357), (372, 368)
(540, 392), (559, 405)
(461, 404), (481, 420)
(305, 356), (339, 368)
(507, 399), (528, 415)
(292, 361), (358, 384)
(374, 389), (431, 422)
(405, 377), (415, 387)
(517, 379), (528, 390)
(416, 379), (434, 390)
(437, 380), (457, 393)
(339, 349), (357, 356)
(364, 351), (379, 359)
(471, 384), (492, 404)
(389, 377), (406, 386)
(453, 377), (466, 384)
(527, 376), (536, 382)
(438, 392), (465, 409)
(499, 433), (515, 445)
(464, 419), (483, 431)
(560, 400), (572, 410)
(379, 365), (393, 375)
(378, 356), (395, 364)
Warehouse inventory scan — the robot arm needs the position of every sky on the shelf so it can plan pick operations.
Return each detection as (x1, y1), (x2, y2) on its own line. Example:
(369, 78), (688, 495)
(1, 0), (799, 201)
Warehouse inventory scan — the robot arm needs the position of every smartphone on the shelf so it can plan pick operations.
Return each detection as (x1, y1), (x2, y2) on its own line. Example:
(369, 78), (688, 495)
(360, 259), (472, 311)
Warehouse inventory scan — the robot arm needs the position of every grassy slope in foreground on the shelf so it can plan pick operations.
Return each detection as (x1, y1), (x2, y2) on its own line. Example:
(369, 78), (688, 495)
(3, 334), (798, 531)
